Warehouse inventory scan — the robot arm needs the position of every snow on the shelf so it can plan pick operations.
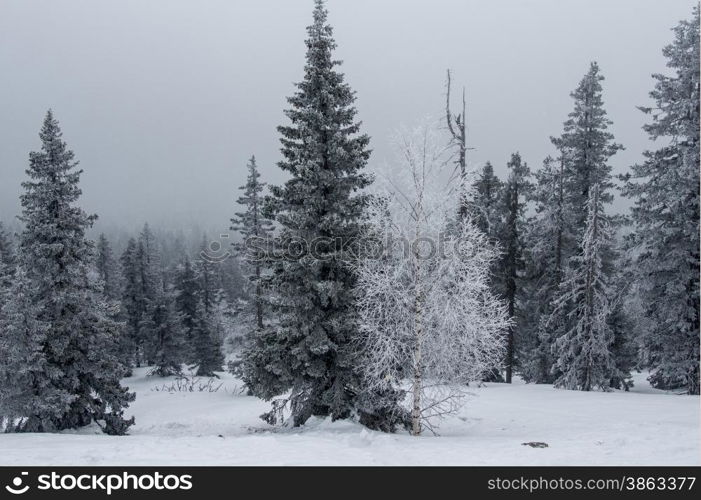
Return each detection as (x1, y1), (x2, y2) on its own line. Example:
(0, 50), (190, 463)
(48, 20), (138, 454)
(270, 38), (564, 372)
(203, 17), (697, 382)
(0, 368), (697, 465)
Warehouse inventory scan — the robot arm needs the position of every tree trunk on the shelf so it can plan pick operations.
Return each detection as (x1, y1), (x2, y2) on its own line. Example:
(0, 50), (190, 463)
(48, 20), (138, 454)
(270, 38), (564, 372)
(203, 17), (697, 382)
(411, 220), (423, 436)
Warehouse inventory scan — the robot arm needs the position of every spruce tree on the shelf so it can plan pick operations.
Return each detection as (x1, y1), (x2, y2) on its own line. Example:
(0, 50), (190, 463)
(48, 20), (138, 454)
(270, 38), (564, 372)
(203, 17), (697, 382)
(191, 245), (226, 376)
(136, 224), (162, 365)
(552, 62), (623, 237)
(191, 300), (224, 377)
(119, 238), (142, 368)
(96, 233), (120, 300)
(542, 62), (622, 386)
(0, 268), (49, 429)
(174, 257), (199, 362)
(521, 156), (571, 383)
(195, 235), (222, 315)
(621, 7), (700, 394)
(552, 185), (619, 391)
(498, 152), (531, 382)
(258, 0), (373, 426)
(4, 110), (134, 434)
(0, 222), (15, 281)
(470, 162), (503, 240)
(147, 282), (185, 377)
(230, 155), (273, 329)
(0, 222), (16, 312)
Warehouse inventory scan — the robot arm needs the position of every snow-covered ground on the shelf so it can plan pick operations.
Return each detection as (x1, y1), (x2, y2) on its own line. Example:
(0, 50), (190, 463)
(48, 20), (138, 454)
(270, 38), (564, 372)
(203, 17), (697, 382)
(0, 369), (697, 465)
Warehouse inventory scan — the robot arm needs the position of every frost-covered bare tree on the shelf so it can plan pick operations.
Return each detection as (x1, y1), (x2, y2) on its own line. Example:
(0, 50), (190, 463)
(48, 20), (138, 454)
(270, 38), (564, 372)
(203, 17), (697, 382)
(355, 122), (509, 435)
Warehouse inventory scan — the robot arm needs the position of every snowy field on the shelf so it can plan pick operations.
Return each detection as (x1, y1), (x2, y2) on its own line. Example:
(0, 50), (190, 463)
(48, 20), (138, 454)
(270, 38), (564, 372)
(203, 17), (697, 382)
(0, 369), (697, 466)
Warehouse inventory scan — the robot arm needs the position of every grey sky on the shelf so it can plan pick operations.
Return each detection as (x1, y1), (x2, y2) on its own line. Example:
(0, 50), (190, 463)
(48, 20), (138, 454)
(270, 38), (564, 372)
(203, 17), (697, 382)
(0, 0), (696, 234)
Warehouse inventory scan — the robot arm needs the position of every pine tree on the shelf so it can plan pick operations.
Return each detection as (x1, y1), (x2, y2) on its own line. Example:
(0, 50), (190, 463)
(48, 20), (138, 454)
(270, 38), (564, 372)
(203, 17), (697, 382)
(255, 0), (373, 426)
(621, 7), (700, 394)
(230, 155), (273, 329)
(498, 152), (532, 382)
(552, 185), (619, 391)
(4, 110), (134, 434)
(96, 233), (120, 300)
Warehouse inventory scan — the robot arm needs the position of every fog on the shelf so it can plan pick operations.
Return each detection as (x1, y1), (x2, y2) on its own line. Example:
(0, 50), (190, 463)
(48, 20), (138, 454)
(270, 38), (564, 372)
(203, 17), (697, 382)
(0, 0), (696, 234)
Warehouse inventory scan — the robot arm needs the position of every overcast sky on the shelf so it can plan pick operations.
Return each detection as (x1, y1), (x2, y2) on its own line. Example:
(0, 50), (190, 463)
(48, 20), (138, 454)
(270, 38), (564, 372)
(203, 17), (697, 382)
(0, 0), (696, 234)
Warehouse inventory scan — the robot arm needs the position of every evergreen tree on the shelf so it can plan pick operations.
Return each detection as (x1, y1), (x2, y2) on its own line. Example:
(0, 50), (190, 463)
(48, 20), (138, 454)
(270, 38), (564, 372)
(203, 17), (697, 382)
(195, 235), (222, 315)
(621, 7), (700, 394)
(0, 222), (15, 277)
(470, 162), (503, 240)
(136, 224), (162, 365)
(498, 152), (532, 382)
(174, 257), (199, 362)
(191, 244), (226, 376)
(538, 62), (622, 386)
(520, 156), (571, 383)
(96, 233), (120, 300)
(552, 185), (620, 391)
(0, 268), (50, 429)
(552, 62), (623, 237)
(191, 300), (224, 377)
(230, 155), (273, 329)
(257, 0), (373, 426)
(3, 110), (134, 434)
(147, 283), (185, 377)
(0, 222), (16, 314)
(119, 238), (142, 368)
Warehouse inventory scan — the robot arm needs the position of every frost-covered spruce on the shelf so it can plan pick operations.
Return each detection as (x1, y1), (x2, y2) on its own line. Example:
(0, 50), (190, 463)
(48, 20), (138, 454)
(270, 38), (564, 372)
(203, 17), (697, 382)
(0, 268), (49, 429)
(257, 0), (373, 426)
(96, 233), (120, 300)
(0, 222), (16, 315)
(174, 252), (225, 377)
(230, 156), (278, 393)
(621, 7), (700, 394)
(551, 62), (623, 236)
(146, 282), (186, 377)
(174, 257), (199, 362)
(551, 185), (620, 391)
(119, 237), (142, 368)
(520, 156), (572, 383)
(497, 153), (532, 383)
(230, 155), (273, 330)
(540, 62), (623, 384)
(136, 223), (163, 365)
(2, 110), (134, 434)
(190, 299), (224, 377)
(469, 162), (504, 240)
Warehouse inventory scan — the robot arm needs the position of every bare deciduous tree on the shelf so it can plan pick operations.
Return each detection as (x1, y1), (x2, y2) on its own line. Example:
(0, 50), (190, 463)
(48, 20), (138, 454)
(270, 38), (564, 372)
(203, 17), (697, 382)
(356, 122), (509, 435)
